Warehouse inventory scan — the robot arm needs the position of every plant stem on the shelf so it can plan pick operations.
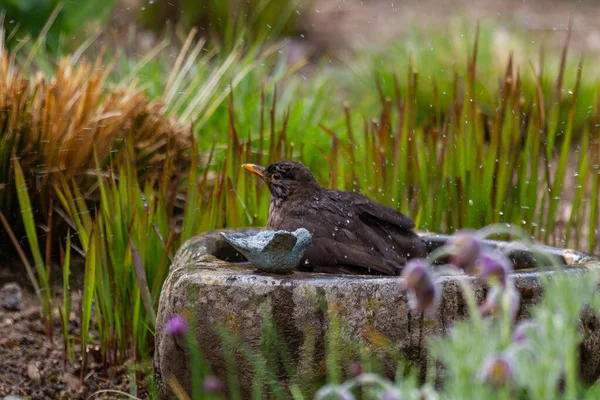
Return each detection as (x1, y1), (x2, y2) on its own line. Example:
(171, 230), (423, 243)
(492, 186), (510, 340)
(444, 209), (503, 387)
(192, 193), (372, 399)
(564, 330), (578, 400)
(457, 277), (483, 333)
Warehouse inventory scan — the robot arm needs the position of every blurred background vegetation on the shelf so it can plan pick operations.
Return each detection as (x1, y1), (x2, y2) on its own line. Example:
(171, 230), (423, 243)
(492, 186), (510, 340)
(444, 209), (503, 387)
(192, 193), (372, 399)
(1, 0), (600, 397)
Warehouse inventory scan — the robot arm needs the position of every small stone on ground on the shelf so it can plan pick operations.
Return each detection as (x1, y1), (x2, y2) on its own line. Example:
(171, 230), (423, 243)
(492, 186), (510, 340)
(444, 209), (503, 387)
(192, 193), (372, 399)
(0, 283), (23, 311)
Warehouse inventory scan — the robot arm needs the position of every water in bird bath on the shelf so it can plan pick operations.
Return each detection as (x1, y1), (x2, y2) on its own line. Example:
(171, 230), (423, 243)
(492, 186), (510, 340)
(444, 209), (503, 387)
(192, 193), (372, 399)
(210, 228), (593, 275)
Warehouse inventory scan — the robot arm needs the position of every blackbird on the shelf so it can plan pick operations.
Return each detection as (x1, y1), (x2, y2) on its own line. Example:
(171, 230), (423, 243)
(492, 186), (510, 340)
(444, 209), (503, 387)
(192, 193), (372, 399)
(242, 160), (425, 275)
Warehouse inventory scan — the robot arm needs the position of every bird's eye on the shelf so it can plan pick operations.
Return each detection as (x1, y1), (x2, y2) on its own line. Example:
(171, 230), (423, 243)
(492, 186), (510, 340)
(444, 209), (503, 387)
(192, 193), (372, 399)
(272, 172), (282, 181)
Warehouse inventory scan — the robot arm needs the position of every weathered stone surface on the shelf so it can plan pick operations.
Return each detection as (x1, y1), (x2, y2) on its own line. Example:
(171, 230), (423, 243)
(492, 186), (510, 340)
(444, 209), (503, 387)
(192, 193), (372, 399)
(154, 229), (600, 399)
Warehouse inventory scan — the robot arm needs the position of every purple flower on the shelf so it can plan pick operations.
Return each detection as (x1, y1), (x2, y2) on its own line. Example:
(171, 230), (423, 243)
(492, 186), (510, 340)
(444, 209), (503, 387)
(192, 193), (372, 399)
(401, 259), (440, 312)
(479, 284), (520, 322)
(478, 354), (514, 386)
(407, 281), (440, 313)
(401, 259), (430, 291)
(474, 250), (513, 286)
(447, 230), (482, 271)
(203, 375), (223, 393)
(165, 315), (189, 337)
(349, 361), (362, 377)
(513, 320), (538, 344)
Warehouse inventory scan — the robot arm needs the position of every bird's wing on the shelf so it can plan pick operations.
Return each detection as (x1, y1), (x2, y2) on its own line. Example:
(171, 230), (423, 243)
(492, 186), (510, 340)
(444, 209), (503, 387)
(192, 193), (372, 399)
(338, 192), (425, 263)
(351, 195), (424, 260)
(263, 232), (297, 253)
(274, 190), (421, 275)
(350, 195), (415, 231)
(305, 236), (401, 275)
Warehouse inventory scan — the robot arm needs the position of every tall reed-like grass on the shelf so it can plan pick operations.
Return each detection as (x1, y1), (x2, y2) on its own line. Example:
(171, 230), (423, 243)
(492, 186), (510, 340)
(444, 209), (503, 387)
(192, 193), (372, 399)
(53, 139), (181, 369)
(340, 20), (600, 134)
(289, 28), (598, 251)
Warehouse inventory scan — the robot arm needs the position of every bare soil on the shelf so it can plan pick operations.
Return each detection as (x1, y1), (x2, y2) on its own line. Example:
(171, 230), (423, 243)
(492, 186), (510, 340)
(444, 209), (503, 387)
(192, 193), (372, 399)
(0, 265), (149, 400)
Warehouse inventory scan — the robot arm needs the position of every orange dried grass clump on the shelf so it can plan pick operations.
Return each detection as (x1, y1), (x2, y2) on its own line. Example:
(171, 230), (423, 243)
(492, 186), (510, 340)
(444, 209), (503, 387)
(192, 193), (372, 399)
(0, 51), (190, 174)
(0, 45), (191, 237)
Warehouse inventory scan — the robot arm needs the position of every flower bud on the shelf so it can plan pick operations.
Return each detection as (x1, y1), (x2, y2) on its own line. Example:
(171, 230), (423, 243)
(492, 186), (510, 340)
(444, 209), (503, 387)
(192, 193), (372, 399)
(478, 354), (514, 386)
(165, 315), (189, 337)
(401, 259), (440, 312)
(348, 361), (362, 377)
(447, 230), (482, 271)
(401, 259), (430, 291)
(474, 250), (513, 286)
(203, 375), (223, 393)
(407, 279), (440, 313)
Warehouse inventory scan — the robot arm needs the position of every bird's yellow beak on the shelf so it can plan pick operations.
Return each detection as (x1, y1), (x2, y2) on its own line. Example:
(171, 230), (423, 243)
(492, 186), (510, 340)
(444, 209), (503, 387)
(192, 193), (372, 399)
(242, 164), (267, 179)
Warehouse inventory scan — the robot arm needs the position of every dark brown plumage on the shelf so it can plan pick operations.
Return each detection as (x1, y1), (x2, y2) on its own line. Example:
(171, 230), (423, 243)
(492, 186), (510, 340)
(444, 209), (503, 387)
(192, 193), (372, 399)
(242, 160), (425, 275)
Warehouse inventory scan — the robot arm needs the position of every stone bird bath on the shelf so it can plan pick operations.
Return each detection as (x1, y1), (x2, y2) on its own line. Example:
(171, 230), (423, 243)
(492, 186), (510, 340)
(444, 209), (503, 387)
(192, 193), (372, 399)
(154, 228), (600, 399)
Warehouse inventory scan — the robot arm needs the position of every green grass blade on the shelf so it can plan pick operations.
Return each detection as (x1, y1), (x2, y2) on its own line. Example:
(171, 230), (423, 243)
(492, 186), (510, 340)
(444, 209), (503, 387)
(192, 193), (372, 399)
(130, 238), (157, 328)
(81, 224), (97, 379)
(13, 159), (46, 284)
(62, 231), (72, 361)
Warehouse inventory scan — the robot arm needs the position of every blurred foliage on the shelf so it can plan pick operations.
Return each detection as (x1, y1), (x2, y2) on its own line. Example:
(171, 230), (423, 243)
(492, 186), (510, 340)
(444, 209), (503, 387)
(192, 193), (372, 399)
(340, 20), (600, 134)
(0, 0), (117, 51)
(138, 0), (309, 49)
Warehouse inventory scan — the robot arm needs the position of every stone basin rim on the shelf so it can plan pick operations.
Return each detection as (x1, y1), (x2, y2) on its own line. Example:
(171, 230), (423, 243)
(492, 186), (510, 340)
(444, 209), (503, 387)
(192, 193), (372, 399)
(179, 227), (600, 277)
(155, 228), (600, 398)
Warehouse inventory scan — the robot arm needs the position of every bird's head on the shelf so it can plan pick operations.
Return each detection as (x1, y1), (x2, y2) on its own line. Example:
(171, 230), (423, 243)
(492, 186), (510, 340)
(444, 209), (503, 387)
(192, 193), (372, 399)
(242, 160), (319, 200)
